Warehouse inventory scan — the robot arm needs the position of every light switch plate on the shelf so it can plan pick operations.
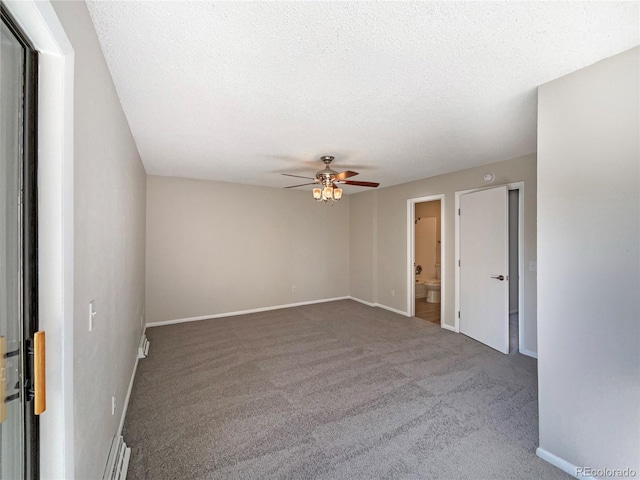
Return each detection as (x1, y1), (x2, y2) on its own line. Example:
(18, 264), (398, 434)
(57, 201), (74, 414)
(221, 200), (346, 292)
(89, 301), (96, 331)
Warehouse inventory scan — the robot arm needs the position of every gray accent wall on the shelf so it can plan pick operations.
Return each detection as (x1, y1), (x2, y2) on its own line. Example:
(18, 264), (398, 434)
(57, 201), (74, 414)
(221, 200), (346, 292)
(349, 154), (538, 354)
(51, 2), (147, 479)
(145, 176), (350, 324)
(537, 47), (639, 472)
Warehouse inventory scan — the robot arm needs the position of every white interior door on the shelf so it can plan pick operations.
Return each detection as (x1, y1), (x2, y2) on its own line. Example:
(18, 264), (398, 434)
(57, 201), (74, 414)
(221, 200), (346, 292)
(459, 186), (509, 354)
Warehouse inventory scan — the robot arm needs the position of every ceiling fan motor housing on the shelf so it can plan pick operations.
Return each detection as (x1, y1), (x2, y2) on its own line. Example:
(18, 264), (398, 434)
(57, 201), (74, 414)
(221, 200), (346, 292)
(317, 156), (337, 186)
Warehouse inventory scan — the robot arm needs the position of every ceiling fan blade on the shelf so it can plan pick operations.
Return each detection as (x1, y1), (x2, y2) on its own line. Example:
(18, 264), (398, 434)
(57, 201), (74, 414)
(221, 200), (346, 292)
(334, 170), (358, 181)
(282, 173), (316, 180)
(338, 180), (380, 188)
(284, 182), (317, 189)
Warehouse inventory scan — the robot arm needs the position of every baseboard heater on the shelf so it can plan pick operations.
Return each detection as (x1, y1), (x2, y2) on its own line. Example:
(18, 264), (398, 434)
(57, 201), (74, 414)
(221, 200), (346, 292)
(103, 435), (131, 480)
(138, 334), (149, 359)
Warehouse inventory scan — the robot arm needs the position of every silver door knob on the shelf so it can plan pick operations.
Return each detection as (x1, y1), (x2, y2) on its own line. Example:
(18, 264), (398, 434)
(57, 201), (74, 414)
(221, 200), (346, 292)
(490, 275), (505, 281)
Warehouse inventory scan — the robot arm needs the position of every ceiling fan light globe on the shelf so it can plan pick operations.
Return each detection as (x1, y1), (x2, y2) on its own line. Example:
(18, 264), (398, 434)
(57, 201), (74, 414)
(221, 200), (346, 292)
(323, 186), (333, 199)
(312, 188), (322, 200)
(333, 188), (343, 200)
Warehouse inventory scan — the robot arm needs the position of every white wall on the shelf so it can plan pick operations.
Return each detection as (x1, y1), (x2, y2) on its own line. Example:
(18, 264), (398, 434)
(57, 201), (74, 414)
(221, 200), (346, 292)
(146, 176), (349, 324)
(349, 154), (538, 354)
(51, 2), (147, 478)
(537, 47), (639, 473)
(349, 190), (377, 303)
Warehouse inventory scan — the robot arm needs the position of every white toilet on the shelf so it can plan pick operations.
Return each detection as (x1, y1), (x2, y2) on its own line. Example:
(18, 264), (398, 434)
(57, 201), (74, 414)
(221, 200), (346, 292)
(425, 265), (441, 303)
(425, 279), (441, 303)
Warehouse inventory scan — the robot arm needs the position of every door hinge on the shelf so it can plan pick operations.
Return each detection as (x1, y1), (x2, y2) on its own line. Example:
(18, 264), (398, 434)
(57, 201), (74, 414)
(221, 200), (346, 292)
(458, 311), (461, 318)
(458, 208), (461, 215)
(458, 259), (461, 267)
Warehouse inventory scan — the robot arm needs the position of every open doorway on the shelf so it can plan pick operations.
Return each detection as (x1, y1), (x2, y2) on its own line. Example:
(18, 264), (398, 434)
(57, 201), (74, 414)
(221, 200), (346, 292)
(508, 189), (519, 353)
(407, 195), (445, 325)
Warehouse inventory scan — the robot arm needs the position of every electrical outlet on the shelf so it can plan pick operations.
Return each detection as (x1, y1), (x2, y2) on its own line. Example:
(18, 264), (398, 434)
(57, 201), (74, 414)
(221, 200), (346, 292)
(391, 289), (395, 297)
(111, 396), (116, 415)
(291, 286), (297, 293)
(89, 301), (97, 332)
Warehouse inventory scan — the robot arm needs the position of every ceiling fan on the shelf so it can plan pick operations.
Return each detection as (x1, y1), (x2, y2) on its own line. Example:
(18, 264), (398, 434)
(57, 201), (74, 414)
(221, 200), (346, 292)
(282, 156), (379, 202)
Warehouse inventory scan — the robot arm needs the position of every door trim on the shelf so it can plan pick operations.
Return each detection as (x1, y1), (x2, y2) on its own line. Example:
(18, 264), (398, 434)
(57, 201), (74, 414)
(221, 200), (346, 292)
(2, 1), (75, 478)
(455, 182), (530, 356)
(406, 194), (446, 326)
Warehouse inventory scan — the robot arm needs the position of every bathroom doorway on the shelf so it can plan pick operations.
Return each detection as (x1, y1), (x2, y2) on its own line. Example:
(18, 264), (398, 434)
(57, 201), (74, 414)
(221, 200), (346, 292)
(407, 195), (445, 325)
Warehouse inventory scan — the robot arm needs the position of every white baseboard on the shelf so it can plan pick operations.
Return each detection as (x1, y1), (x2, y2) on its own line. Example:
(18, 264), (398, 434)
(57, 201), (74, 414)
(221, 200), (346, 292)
(104, 328), (145, 480)
(441, 323), (458, 333)
(353, 296), (452, 330)
(348, 296), (409, 317)
(146, 296), (350, 327)
(137, 334), (149, 359)
(536, 447), (594, 479)
(121, 447), (131, 480)
(118, 328), (146, 436)
(376, 303), (410, 317)
(520, 348), (538, 359)
(103, 435), (130, 480)
(349, 297), (376, 308)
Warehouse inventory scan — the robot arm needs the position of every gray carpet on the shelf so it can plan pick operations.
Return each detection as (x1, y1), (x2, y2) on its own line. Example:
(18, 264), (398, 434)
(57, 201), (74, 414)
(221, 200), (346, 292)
(123, 300), (569, 479)
(510, 312), (519, 354)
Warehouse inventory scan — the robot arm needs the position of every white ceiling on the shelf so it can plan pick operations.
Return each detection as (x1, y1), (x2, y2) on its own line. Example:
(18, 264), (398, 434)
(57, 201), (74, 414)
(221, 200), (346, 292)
(86, 1), (639, 191)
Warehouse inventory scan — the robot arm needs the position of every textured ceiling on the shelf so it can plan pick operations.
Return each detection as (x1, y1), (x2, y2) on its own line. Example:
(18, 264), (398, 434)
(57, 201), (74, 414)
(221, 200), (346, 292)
(86, 1), (639, 191)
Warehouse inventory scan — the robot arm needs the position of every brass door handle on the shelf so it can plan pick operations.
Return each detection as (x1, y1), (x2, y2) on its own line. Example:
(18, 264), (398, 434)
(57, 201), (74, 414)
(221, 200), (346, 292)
(491, 275), (505, 281)
(34, 331), (46, 415)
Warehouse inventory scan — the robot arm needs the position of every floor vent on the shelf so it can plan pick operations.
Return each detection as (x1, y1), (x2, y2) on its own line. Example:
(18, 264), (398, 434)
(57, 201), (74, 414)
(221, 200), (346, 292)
(138, 334), (149, 359)
(103, 435), (131, 480)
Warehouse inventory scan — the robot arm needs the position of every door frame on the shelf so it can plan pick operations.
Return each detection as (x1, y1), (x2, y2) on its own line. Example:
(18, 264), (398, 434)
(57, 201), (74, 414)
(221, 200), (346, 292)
(406, 194), (446, 325)
(454, 182), (527, 353)
(2, 1), (75, 478)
